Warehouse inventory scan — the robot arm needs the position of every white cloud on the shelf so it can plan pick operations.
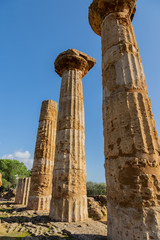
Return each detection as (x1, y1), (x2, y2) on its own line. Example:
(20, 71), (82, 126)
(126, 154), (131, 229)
(1, 151), (33, 170)
(14, 151), (31, 159)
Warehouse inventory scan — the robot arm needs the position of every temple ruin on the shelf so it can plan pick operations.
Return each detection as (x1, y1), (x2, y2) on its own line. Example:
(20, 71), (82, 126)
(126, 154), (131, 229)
(49, 49), (96, 222)
(27, 100), (57, 211)
(15, 177), (31, 205)
(89, 0), (160, 239)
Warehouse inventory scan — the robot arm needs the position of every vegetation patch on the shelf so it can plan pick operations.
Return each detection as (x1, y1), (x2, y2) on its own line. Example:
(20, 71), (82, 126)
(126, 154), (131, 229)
(0, 213), (8, 219)
(87, 181), (106, 196)
(0, 230), (31, 239)
(0, 159), (31, 191)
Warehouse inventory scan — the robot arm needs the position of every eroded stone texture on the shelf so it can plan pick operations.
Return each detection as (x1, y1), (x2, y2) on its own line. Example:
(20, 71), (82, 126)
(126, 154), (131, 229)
(49, 49), (96, 222)
(15, 178), (31, 205)
(27, 100), (57, 211)
(89, 1), (160, 239)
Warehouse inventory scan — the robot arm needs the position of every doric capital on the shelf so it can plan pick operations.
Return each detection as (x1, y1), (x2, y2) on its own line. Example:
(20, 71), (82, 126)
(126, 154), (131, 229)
(54, 49), (96, 78)
(39, 100), (57, 122)
(89, 0), (137, 36)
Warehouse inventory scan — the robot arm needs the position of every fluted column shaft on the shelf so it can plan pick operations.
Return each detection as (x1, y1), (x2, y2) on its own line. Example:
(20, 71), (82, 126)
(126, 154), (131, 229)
(102, 12), (160, 240)
(89, 1), (160, 239)
(50, 49), (96, 222)
(15, 177), (31, 205)
(15, 178), (22, 204)
(50, 69), (87, 222)
(23, 177), (31, 205)
(28, 100), (57, 211)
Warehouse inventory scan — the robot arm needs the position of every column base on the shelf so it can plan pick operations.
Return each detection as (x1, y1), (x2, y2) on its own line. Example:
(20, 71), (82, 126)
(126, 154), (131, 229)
(107, 202), (160, 240)
(27, 195), (51, 211)
(49, 195), (88, 222)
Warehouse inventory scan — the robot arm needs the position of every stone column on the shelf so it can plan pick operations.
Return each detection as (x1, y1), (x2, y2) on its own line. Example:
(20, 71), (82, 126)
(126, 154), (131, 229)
(22, 177), (31, 206)
(15, 177), (31, 205)
(15, 178), (23, 204)
(27, 100), (57, 211)
(89, 1), (160, 239)
(49, 49), (96, 222)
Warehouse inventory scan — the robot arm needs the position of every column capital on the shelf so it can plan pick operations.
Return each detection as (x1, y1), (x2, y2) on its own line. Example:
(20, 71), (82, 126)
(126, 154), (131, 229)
(89, 0), (137, 36)
(54, 49), (96, 77)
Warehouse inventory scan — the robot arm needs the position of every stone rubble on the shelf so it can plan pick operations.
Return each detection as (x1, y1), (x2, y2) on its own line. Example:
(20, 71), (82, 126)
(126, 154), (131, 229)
(88, 196), (107, 220)
(0, 200), (107, 240)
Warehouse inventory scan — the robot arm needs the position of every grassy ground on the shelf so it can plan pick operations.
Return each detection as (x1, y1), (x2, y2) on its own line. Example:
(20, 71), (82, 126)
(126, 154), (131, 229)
(0, 203), (31, 239)
(0, 223), (31, 239)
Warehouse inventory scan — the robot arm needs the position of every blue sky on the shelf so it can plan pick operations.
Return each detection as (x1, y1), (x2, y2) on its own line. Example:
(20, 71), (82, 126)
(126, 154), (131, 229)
(0, 0), (160, 182)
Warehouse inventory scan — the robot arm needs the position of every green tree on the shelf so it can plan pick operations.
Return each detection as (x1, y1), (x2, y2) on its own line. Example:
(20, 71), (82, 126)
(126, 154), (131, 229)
(87, 181), (106, 197)
(0, 159), (31, 191)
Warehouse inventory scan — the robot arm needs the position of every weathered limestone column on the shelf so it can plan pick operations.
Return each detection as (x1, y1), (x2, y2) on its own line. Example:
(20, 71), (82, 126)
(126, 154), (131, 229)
(15, 178), (23, 204)
(49, 49), (96, 222)
(23, 177), (31, 205)
(27, 100), (57, 211)
(15, 177), (31, 205)
(89, 1), (160, 239)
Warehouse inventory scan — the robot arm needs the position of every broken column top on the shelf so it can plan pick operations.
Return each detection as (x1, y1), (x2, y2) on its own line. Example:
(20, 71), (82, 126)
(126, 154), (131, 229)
(89, 0), (137, 36)
(39, 100), (57, 122)
(54, 49), (96, 78)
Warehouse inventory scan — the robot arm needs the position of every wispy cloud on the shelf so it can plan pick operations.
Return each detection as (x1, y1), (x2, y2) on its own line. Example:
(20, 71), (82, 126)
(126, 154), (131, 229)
(1, 151), (33, 170)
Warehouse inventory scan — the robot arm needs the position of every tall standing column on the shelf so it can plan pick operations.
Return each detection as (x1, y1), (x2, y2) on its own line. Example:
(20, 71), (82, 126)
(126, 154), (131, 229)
(28, 100), (57, 211)
(89, 1), (160, 239)
(49, 49), (96, 222)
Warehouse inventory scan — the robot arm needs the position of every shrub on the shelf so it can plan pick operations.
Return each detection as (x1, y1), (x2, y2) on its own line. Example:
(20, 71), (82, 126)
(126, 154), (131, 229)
(87, 181), (106, 197)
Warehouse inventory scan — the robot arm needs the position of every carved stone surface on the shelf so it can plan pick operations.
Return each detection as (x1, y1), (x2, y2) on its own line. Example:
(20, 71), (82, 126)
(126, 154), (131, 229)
(49, 49), (96, 222)
(89, 1), (160, 239)
(15, 177), (31, 205)
(27, 100), (57, 211)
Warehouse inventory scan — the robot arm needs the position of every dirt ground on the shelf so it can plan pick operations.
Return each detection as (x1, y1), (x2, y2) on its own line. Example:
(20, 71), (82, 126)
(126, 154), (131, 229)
(0, 199), (107, 240)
